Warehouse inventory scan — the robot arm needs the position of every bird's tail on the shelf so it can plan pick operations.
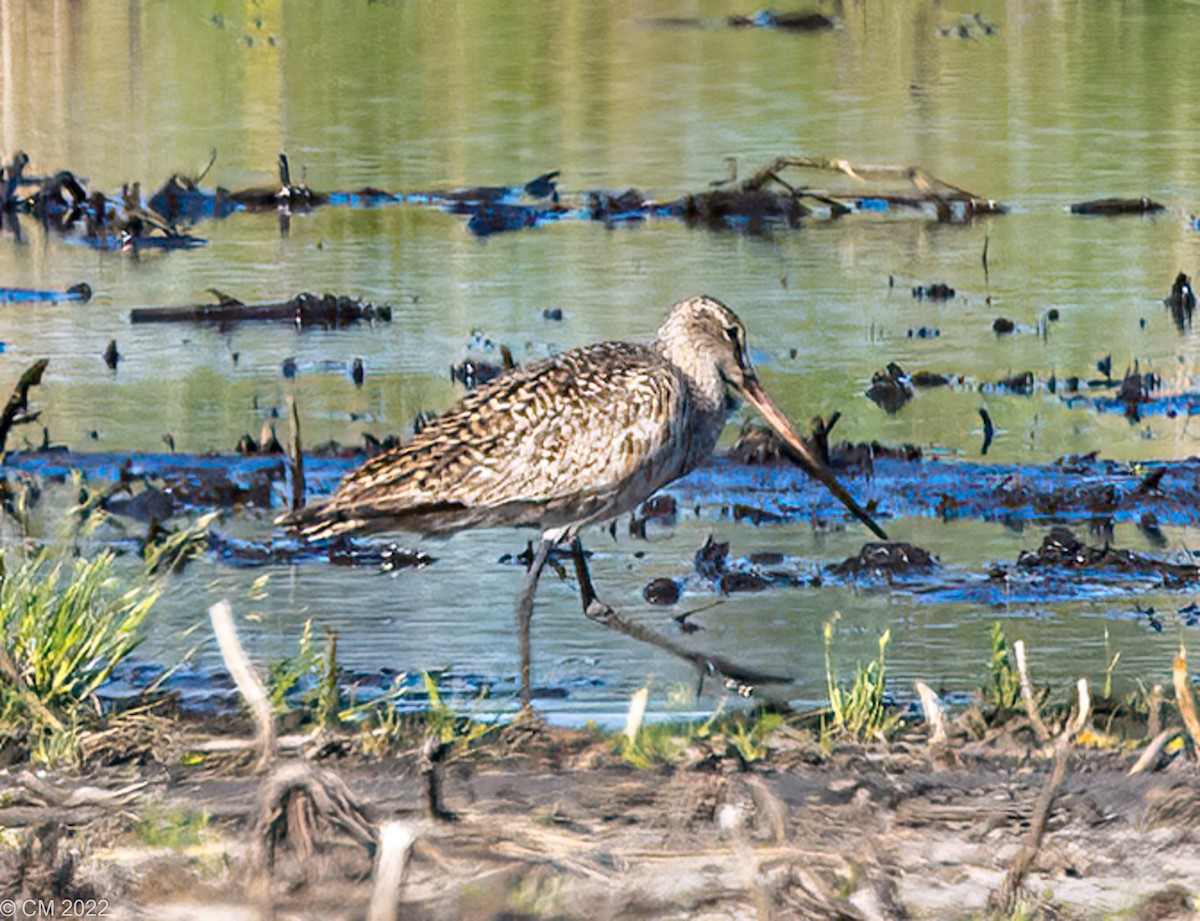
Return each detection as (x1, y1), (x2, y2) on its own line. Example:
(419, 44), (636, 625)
(277, 497), (471, 542)
(275, 499), (361, 542)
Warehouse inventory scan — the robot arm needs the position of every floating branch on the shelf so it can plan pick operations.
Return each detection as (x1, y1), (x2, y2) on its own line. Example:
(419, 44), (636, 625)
(735, 155), (1006, 221)
(130, 291), (391, 329)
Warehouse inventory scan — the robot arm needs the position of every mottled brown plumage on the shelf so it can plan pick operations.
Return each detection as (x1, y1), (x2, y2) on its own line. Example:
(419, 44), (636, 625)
(286, 295), (886, 705)
(291, 340), (706, 539)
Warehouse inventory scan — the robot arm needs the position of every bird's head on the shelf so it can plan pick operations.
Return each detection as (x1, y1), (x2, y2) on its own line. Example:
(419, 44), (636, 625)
(657, 295), (888, 540)
(656, 295), (756, 401)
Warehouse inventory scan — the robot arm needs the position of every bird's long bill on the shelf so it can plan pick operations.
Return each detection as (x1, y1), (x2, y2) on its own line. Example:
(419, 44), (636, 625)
(741, 376), (889, 540)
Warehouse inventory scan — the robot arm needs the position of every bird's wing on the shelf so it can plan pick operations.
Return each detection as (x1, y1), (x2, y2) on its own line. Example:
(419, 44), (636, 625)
(291, 342), (690, 537)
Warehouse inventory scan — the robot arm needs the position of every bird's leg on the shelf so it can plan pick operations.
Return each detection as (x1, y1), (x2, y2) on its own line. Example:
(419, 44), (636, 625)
(517, 538), (556, 708)
(569, 537), (794, 692)
(569, 537), (612, 620)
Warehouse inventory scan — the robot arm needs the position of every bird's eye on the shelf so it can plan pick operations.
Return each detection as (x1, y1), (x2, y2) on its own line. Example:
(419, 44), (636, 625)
(725, 325), (742, 344)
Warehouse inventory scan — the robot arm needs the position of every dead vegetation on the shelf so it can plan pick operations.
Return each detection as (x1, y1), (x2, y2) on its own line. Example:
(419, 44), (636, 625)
(713, 155), (1006, 222)
(2, 150), (1006, 246)
(2, 610), (1200, 919)
(2, 693), (1199, 919)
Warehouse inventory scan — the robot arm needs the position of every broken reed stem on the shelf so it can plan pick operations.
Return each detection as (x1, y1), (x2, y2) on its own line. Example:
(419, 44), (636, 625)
(1013, 640), (1051, 744)
(1172, 649), (1200, 754)
(288, 393), (305, 513)
(1128, 728), (1180, 776)
(1146, 683), (1164, 740)
(0, 358), (49, 457)
(209, 600), (275, 772)
(623, 687), (650, 743)
(914, 681), (948, 745)
(991, 678), (1091, 914)
(366, 821), (416, 921)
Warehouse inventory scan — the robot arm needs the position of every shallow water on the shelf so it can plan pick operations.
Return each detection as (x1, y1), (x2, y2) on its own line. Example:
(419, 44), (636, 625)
(3, 0), (1200, 721)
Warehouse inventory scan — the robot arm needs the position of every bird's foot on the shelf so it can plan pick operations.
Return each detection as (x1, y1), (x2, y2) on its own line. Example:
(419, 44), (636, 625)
(583, 599), (617, 625)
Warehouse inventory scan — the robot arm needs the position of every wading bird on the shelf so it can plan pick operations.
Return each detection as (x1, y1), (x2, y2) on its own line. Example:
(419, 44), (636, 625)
(286, 295), (887, 704)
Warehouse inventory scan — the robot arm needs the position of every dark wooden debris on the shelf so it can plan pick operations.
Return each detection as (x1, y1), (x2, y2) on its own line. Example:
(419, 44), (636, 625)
(727, 10), (835, 30)
(911, 371), (950, 388)
(206, 531), (434, 570)
(643, 577), (682, 606)
(0, 359), (49, 456)
(0, 150), (31, 210)
(1016, 526), (1199, 583)
(451, 343), (515, 390)
(912, 282), (955, 300)
(679, 187), (809, 231)
(866, 362), (913, 413)
(937, 12), (999, 39)
(1165, 271), (1195, 330)
(979, 408), (995, 455)
(808, 413), (840, 466)
(288, 396), (305, 514)
(828, 541), (938, 578)
(129, 291), (391, 329)
(732, 156), (1004, 223)
(1070, 196), (1164, 216)
(729, 421), (922, 468)
(694, 535), (731, 580)
(0, 283), (91, 304)
(733, 503), (787, 526)
(2, 151), (1004, 244)
(3, 155), (204, 249)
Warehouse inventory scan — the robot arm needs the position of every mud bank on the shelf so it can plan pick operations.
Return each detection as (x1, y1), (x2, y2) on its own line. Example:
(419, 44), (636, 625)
(2, 720), (1198, 920)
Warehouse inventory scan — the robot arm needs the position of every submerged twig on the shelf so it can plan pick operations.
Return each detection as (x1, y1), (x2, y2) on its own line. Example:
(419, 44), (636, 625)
(978, 407), (994, 456)
(808, 413), (841, 467)
(288, 395), (305, 514)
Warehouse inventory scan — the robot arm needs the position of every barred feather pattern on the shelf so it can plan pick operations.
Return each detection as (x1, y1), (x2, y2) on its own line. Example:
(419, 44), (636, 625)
(291, 337), (729, 539)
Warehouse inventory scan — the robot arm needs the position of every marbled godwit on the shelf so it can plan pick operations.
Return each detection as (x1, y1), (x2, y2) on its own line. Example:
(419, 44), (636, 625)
(287, 295), (887, 704)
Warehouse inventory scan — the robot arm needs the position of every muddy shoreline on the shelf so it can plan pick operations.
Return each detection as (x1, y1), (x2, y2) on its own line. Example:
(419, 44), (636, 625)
(3, 713), (1198, 920)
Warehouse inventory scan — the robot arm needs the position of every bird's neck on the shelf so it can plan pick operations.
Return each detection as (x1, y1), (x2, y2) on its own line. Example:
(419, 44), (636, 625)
(655, 340), (727, 416)
(655, 341), (731, 481)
